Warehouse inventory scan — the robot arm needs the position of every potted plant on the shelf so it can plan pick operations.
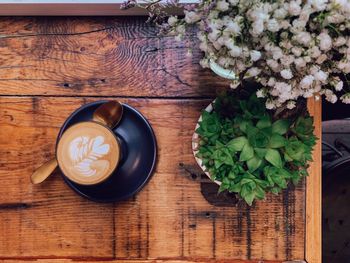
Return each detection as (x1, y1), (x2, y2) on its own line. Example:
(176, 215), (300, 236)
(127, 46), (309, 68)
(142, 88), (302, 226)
(192, 86), (317, 205)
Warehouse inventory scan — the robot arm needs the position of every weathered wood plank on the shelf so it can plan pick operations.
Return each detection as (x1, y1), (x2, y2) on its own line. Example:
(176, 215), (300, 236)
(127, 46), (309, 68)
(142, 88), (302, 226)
(0, 17), (226, 97)
(0, 260), (284, 263)
(0, 97), (306, 261)
(305, 98), (322, 263)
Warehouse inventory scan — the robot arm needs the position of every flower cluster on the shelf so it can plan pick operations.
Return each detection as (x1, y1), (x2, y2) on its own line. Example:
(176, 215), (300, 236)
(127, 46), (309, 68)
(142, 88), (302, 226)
(137, 0), (350, 109)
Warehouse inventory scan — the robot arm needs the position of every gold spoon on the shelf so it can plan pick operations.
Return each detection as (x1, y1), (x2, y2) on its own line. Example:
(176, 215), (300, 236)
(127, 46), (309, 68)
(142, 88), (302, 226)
(30, 101), (123, 184)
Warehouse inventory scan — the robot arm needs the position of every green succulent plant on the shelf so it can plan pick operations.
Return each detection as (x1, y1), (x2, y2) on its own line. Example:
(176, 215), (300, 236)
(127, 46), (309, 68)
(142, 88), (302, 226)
(196, 92), (317, 206)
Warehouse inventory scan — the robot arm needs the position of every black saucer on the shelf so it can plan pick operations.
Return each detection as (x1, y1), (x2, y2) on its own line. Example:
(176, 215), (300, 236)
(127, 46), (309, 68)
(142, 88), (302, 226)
(57, 101), (157, 202)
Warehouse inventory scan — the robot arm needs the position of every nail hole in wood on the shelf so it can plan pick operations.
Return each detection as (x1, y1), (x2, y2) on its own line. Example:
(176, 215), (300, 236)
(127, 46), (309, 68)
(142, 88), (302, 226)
(63, 83), (69, 88)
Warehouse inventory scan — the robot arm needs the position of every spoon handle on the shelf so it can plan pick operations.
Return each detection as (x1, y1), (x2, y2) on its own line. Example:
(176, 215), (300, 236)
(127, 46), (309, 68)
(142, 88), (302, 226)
(31, 158), (58, 184)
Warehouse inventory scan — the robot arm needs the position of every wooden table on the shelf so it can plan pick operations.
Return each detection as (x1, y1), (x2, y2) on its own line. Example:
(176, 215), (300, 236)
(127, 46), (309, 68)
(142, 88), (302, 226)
(0, 17), (321, 263)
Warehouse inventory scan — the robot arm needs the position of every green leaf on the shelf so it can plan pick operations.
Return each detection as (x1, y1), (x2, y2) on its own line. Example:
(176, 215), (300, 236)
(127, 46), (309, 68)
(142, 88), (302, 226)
(272, 119), (290, 135)
(269, 134), (286, 148)
(240, 144), (254, 161)
(255, 185), (265, 200)
(213, 148), (233, 166)
(229, 182), (241, 193)
(285, 138), (305, 161)
(227, 136), (248, 152)
(240, 184), (250, 198)
(247, 155), (262, 172)
(271, 187), (281, 195)
(256, 116), (272, 129)
(254, 148), (267, 158)
(244, 192), (255, 206)
(265, 149), (283, 168)
(218, 182), (229, 193)
(228, 170), (236, 179)
(249, 129), (270, 148)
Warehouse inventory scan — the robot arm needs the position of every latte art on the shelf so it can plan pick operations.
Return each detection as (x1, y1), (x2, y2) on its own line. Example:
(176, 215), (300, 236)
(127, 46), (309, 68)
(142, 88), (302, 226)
(69, 136), (110, 177)
(57, 122), (120, 185)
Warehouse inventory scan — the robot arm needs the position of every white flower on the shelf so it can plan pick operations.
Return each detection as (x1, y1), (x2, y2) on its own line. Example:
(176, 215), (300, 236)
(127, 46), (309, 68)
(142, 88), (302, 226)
(229, 45), (242, 57)
(266, 99), (275, 109)
(300, 75), (315, 89)
(230, 81), (239, 89)
(295, 32), (312, 47)
(274, 8), (288, 19)
(316, 54), (328, 64)
(326, 13), (345, 24)
(294, 57), (307, 68)
(335, 0), (349, 7)
(341, 93), (350, 104)
(225, 20), (241, 34)
(267, 77), (276, 87)
(318, 32), (332, 51)
(291, 19), (307, 33)
(250, 50), (261, 61)
(288, 1), (301, 16)
(271, 47), (283, 60)
(292, 47), (303, 57)
(325, 89), (337, 103)
(281, 55), (295, 66)
(281, 69), (293, 79)
(309, 46), (321, 58)
(184, 11), (201, 24)
(176, 24), (186, 34)
(338, 60), (350, 73)
(308, 0), (327, 11)
(335, 81), (344, 91)
(199, 42), (208, 52)
(199, 58), (209, 68)
(208, 28), (220, 42)
(216, 0), (229, 11)
(208, 10), (219, 19)
(334, 37), (347, 47)
(314, 70), (328, 83)
(287, 101), (296, 109)
(228, 0), (239, 5)
(267, 19), (280, 32)
(267, 59), (280, 72)
(256, 89), (265, 98)
(168, 16), (178, 26)
(161, 0), (350, 109)
(251, 21), (265, 36)
(246, 67), (261, 77)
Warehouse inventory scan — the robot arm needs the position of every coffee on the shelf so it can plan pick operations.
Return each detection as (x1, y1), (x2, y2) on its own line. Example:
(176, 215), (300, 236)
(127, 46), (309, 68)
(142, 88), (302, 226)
(56, 121), (120, 185)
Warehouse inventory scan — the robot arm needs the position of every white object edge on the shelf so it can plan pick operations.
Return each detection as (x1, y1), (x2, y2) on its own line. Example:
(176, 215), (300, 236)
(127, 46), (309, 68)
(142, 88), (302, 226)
(192, 100), (222, 185)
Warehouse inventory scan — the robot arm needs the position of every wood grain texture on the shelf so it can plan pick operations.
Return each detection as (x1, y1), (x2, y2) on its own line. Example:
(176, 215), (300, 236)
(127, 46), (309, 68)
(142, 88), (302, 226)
(0, 17), (226, 97)
(305, 98), (322, 263)
(0, 16), (321, 262)
(0, 260), (285, 263)
(0, 97), (307, 261)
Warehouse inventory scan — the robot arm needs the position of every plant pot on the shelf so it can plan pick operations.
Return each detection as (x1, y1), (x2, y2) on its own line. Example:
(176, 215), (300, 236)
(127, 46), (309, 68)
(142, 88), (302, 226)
(192, 100), (222, 185)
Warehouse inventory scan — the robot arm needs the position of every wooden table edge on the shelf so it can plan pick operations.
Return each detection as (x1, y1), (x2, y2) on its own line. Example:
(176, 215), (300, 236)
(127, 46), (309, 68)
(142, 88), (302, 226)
(305, 97), (322, 263)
